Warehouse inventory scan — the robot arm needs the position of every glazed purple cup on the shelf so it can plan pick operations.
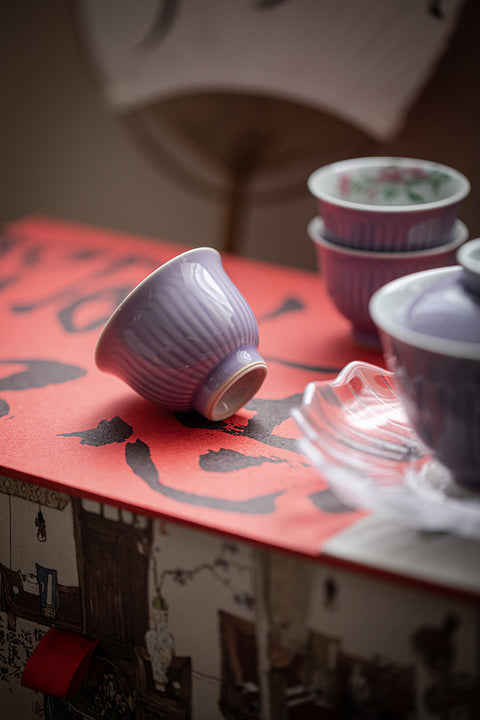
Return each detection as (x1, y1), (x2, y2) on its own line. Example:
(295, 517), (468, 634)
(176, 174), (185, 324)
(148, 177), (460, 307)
(308, 216), (468, 348)
(369, 241), (480, 491)
(95, 247), (267, 421)
(308, 157), (470, 251)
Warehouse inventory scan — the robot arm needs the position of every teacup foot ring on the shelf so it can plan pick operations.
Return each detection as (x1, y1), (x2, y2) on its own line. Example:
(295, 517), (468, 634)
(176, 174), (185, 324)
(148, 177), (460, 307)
(195, 346), (268, 421)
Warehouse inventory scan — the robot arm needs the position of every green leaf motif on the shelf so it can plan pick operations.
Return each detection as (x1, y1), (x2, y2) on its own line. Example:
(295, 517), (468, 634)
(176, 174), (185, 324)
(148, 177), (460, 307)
(407, 190), (425, 203)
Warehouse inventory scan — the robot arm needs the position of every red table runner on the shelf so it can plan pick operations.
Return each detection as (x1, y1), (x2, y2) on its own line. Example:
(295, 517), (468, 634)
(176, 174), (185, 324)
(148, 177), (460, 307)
(0, 216), (384, 558)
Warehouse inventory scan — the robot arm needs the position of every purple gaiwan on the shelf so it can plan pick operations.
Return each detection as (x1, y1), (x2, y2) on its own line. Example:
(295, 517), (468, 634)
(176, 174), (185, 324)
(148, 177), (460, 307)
(369, 238), (480, 491)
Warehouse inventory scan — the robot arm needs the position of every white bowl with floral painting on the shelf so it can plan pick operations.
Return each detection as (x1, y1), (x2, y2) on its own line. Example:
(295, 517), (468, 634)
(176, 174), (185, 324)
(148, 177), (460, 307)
(308, 157), (470, 252)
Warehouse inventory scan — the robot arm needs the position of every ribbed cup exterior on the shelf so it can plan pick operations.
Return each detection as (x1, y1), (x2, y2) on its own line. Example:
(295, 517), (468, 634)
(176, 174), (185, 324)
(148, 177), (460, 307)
(380, 332), (480, 491)
(318, 242), (460, 336)
(308, 218), (467, 341)
(95, 248), (264, 414)
(320, 201), (459, 251)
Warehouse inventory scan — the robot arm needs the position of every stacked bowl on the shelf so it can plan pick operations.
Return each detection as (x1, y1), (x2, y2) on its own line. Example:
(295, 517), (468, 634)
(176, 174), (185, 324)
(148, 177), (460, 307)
(307, 157), (470, 347)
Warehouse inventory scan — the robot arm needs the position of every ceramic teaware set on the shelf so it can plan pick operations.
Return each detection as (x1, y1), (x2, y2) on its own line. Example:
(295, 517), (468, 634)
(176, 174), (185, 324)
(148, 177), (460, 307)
(307, 156), (471, 348)
(306, 156), (479, 493)
(95, 155), (480, 493)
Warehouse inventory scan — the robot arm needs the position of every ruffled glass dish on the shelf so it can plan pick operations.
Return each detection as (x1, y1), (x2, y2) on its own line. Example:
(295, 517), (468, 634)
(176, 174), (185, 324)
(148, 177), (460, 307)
(292, 361), (480, 539)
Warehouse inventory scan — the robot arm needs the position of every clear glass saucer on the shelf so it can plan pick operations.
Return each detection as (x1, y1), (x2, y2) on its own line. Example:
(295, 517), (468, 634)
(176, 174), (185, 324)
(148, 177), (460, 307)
(292, 361), (480, 539)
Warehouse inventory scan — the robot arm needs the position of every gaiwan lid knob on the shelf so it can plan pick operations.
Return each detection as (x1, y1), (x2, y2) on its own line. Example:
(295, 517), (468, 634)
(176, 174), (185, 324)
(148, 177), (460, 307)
(401, 238), (480, 342)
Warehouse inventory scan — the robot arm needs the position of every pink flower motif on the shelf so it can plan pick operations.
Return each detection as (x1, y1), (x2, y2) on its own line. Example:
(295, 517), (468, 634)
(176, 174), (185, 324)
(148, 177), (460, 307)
(339, 173), (351, 197)
(409, 167), (428, 179)
(378, 167), (405, 183)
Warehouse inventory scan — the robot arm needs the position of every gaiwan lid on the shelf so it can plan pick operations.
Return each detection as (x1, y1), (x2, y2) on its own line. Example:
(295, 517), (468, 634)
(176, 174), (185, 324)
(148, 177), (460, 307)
(401, 238), (480, 343)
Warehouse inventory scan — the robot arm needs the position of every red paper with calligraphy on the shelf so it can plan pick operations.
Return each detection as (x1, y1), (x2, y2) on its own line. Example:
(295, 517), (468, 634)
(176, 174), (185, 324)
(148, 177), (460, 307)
(0, 217), (384, 557)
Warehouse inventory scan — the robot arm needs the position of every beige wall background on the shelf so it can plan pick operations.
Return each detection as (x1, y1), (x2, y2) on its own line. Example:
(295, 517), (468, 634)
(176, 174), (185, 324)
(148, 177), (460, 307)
(1, 0), (479, 270)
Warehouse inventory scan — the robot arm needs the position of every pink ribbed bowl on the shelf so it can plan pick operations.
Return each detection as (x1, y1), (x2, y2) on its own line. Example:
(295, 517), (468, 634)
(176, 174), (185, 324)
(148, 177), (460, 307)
(308, 216), (468, 348)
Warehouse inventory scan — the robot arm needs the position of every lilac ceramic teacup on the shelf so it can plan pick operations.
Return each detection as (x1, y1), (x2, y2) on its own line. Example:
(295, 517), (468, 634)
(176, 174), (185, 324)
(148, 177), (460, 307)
(95, 247), (267, 421)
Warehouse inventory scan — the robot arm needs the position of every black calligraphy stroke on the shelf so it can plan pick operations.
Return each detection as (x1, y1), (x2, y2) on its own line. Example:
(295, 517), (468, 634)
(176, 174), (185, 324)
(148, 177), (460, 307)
(59, 390), (351, 516)
(0, 358), (87, 420)
(0, 236), (16, 257)
(125, 439), (283, 513)
(0, 274), (20, 293)
(0, 398), (9, 418)
(130, 393), (350, 514)
(199, 448), (286, 472)
(59, 396), (300, 512)
(20, 244), (44, 267)
(56, 420), (285, 513)
(309, 488), (354, 514)
(137, 0), (291, 51)
(0, 238), (44, 293)
(256, 296), (341, 374)
(0, 234), (43, 265)
(10, 253), (156, 314)
(123, 432), (349, 516)
(257, 297), (304, 322)
(57, 285), (133, 333)
(137, 0), (180, 49)
(0, 359), (87, 391)
(139, 0), (445, 55)
(58, 416), (133, 446)
(429, 0), (446, 19)
(5, 242), (162, 335)
(67, 248), (105, 261)
(176, 394), (308, 456)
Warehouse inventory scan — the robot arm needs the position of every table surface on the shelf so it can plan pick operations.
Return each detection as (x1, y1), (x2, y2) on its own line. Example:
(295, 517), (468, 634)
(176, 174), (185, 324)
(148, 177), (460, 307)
(1, 216), (479, 600)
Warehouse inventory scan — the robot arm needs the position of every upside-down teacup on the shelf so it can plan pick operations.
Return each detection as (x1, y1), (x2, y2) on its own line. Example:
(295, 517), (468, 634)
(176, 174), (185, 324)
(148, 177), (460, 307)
(95, 247), (267, 421)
